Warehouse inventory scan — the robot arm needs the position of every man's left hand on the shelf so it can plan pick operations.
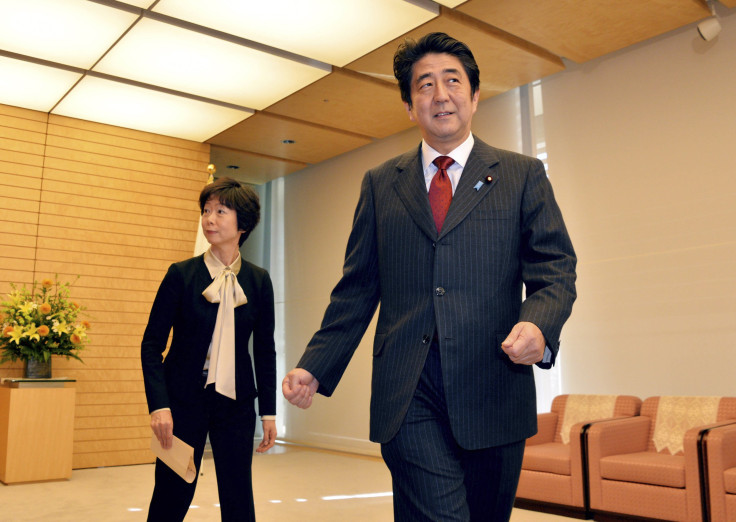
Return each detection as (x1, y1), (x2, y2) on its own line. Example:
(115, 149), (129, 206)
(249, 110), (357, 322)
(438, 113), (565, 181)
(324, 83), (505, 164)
(501, 322), (545, 365)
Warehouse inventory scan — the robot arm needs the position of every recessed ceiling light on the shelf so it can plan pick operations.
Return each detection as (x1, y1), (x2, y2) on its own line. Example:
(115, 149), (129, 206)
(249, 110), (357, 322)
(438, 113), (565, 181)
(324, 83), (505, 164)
(281, 139), (295, 144)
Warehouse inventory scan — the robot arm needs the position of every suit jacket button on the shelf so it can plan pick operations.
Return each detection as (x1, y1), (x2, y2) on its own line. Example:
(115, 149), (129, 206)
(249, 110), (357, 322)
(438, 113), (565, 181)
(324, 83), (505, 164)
(435, 287), (445, 296)
(422, 335), (430, 344)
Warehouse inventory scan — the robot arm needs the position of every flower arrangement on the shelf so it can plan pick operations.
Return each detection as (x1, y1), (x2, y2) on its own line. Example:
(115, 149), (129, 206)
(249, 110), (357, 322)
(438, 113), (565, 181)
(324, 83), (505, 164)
(1, 276), (90, 365)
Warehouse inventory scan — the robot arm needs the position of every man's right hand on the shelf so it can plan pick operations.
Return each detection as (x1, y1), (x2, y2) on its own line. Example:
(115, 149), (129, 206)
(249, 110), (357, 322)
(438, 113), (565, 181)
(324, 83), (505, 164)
(151, 409), (174, 450)
(282, 368), (319, 409)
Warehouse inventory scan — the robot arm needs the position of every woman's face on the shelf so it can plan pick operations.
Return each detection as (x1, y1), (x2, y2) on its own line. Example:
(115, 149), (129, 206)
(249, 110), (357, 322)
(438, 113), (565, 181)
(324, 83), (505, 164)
(201, 196), (243, 249)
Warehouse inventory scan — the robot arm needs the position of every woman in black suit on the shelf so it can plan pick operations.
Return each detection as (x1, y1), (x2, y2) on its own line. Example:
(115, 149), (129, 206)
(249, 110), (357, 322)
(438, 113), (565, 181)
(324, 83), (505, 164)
(141, 177), (276, 521)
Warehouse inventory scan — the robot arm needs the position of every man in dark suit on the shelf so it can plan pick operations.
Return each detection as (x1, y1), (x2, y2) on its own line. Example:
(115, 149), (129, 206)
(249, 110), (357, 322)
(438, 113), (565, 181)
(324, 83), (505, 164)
(283, 32), (576, 521)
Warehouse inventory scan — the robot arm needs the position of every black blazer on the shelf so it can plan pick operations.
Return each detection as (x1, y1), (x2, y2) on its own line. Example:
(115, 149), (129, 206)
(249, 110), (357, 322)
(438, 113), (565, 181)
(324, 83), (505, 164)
(141, 255), (276, 416)
(298, 138), (576, 449)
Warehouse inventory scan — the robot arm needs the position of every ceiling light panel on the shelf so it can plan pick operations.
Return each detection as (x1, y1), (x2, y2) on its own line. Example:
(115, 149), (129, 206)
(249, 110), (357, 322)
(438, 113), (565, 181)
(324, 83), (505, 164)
(92, 18), (330, 110)
(153, 0), (439, 67)
(0, 56), (82, 112)
(434, 0), (467, 7)
(0, 0), (138, 69)
(52, 75), (252, 142)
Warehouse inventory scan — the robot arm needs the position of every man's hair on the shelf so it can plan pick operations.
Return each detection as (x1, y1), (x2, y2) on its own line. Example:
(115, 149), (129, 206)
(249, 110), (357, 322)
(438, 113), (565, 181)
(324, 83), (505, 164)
(393, 32), (480, 108)
(199, 177), (260, 246)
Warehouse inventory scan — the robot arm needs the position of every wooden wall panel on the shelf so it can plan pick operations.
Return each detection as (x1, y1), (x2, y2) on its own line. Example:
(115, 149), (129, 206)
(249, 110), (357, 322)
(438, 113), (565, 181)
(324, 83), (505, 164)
(0, 103), (210, 469)
(0, 105), (44, 297)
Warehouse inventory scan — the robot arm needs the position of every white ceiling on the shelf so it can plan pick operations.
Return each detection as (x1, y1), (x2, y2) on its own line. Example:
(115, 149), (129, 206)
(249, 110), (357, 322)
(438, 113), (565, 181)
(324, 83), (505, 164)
(1, 0), (730, 184)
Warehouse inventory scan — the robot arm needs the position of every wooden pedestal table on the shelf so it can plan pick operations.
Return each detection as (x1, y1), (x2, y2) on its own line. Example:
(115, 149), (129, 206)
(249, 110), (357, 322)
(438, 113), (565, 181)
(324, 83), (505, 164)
(0, 378), (76, 484)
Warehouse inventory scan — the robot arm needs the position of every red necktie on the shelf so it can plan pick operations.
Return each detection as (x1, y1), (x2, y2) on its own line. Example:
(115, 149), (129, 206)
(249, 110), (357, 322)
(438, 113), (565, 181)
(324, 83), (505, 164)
(429, 156), (455, 232)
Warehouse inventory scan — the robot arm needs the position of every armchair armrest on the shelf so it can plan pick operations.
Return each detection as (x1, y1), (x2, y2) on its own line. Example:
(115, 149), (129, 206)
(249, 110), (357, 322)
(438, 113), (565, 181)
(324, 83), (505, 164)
(684, 421), (736, 490)
(526, 412), (558, 445)
(707, 422), (736, 471)
(704, 422), (736, 522)
(587, 416), (651, 459)
(682, 422), (736, 521)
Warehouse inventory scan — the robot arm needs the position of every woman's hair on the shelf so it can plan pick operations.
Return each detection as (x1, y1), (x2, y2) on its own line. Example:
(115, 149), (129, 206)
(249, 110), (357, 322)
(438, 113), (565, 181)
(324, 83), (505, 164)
(199, 177), (260, 246)
(393, 32), (480, 109)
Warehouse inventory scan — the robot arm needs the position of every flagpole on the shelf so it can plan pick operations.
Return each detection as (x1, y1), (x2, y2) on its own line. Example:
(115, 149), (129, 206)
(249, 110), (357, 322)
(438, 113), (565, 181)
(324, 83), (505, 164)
(193, 164), (215, 256)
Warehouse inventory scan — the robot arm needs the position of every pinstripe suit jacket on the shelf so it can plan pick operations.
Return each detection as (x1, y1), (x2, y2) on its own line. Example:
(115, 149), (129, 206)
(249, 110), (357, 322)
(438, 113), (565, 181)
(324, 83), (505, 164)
(298, 137), (576, 450)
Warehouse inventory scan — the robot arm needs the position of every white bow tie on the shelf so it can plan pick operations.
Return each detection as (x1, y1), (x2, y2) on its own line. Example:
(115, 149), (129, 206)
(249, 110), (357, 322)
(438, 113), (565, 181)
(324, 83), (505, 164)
(202, 264), (247, 399)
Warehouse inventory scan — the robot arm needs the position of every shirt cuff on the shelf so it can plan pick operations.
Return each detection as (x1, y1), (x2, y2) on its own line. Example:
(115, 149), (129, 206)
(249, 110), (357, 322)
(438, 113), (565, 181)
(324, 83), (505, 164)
(542, 346), (552, 364)
(261, 415), (276, 421)
(150, 407), (171, 415)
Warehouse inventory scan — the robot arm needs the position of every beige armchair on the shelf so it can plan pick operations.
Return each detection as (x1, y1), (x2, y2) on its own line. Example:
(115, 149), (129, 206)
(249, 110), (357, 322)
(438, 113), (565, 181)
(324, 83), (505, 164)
(704, 423), (736, 522)
(515, 394), (641, 517)
(587, 396), (736, 521)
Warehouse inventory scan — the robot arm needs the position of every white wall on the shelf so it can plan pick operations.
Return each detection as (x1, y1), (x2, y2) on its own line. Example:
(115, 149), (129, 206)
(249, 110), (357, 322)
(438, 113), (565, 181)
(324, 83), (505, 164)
(542, 10), (736, 398)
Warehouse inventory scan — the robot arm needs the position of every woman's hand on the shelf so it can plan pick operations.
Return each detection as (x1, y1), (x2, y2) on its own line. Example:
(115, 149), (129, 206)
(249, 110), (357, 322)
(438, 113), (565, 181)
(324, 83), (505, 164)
(256, 419), (277, 453)
(151, 409), (174, 449)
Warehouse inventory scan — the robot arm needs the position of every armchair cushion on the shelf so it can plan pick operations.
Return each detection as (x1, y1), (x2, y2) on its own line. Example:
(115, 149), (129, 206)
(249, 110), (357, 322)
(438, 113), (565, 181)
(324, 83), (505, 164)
(522, 443), (571, 475)
(600, 452), (685, 488)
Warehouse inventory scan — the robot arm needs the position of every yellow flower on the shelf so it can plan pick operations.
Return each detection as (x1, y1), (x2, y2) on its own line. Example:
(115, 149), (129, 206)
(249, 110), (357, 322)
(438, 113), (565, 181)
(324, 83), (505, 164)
(7, 327), (26, 344)
(39, 302), (52, 314)
(41, 279), (54, 289)
(52, 320), (69, 334)
(19, 302), (36, 315)
(23, 325), (40, 342)
(37, 325), (50, 336)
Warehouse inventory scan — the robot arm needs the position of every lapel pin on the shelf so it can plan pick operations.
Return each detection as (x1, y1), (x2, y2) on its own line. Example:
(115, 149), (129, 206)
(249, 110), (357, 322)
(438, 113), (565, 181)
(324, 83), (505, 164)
(473, 176), (494, 191)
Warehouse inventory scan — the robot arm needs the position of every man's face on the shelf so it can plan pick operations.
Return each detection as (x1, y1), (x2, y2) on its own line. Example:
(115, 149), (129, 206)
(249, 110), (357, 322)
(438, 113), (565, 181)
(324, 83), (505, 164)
(404, 52), (479, 154)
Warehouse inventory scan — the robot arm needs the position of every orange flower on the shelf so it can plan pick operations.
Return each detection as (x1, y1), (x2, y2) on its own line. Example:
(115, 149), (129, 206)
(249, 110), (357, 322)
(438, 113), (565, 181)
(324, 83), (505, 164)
(37, 325), (50, 336)
(2, 325), (13, 337)
(41, 279), (54, 289)
(39, 302), (52, 314)
(71, 333), (82, 344)
(82, 320), (92, 330)
(71, 302), (80, 310)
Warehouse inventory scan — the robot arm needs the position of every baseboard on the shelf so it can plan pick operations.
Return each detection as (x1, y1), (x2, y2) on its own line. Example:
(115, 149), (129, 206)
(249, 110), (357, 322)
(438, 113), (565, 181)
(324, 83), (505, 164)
(513, 498), (590, 519)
